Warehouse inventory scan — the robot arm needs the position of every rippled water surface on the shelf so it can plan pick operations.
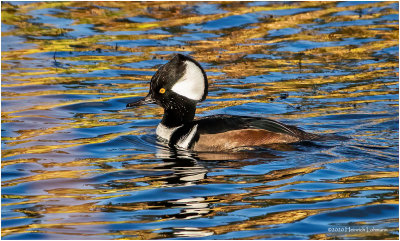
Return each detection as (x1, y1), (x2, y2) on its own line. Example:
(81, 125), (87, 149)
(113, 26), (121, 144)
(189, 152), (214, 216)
(2, 1), (399, 239)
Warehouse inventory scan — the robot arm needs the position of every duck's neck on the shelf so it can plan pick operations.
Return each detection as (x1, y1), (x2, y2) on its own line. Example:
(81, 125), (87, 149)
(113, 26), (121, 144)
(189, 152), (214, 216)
(160, 98), (197, 128)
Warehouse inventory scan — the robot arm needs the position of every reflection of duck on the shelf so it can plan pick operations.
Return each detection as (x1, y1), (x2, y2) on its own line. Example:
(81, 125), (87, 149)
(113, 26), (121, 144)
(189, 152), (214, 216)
(155, 149), (208, 185)
(127, 54), (344, 152)
(152, 155), (214, 238)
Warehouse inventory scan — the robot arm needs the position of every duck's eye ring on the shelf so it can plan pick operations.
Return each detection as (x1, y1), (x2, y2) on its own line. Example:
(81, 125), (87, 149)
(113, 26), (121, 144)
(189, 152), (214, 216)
(159, 88), (166, 94)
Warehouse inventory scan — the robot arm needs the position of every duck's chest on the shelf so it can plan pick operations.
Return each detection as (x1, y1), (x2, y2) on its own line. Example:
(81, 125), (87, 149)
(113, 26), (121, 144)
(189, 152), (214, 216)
(156, 123), (180, 141)
(156, 123), (198, 149)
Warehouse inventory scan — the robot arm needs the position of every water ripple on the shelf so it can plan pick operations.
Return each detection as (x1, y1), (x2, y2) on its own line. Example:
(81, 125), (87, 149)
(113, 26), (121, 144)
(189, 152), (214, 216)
(1, 1), (398, 240)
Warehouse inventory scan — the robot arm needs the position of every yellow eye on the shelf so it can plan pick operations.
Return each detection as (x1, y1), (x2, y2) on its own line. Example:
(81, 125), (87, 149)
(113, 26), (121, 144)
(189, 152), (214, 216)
(159, 88), (166, 94)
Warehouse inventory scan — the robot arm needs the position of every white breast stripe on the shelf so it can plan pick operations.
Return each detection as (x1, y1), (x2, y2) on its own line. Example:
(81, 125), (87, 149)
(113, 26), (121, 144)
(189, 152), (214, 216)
(171, 61), (205, 101)
(156, 123), (181, 141)
(176, 124), (198, 149)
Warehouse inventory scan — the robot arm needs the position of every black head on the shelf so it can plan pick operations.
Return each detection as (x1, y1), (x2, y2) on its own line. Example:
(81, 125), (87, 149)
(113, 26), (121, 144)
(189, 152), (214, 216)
(127, 54), (208, 109)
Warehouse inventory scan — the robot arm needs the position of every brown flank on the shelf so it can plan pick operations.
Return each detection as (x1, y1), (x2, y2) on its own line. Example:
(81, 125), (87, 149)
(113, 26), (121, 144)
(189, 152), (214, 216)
(193, 129), (301, 152)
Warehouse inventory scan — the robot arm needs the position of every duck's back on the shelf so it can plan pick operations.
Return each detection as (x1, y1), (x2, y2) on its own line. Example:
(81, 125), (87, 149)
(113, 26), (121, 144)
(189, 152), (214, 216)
(169, 114), (322, 151)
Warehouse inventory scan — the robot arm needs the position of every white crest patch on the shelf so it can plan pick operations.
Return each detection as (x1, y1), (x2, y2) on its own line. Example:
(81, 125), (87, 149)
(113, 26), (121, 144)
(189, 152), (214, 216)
(171, 61), (205, 101)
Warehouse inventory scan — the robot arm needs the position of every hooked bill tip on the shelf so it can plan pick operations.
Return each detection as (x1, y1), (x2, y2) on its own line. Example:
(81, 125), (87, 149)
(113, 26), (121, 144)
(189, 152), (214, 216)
(126, 102), (136, 108)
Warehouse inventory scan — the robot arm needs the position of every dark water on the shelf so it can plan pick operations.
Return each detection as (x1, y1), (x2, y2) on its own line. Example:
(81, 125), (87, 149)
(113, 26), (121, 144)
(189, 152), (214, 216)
(1, 1), (399, 239)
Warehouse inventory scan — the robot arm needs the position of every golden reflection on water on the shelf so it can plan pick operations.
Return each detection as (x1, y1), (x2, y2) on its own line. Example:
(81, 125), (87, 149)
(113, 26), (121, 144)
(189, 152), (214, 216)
(2, 0), (399, 239)
(2, 160), (397, 238)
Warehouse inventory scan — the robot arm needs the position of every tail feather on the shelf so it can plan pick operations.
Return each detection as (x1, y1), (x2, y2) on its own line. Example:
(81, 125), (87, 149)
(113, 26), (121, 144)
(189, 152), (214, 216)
(301, 132), (350, 141)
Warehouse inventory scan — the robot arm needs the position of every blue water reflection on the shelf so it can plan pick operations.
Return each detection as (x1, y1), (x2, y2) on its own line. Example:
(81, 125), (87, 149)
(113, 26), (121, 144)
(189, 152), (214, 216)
(1, 1), (398, 240)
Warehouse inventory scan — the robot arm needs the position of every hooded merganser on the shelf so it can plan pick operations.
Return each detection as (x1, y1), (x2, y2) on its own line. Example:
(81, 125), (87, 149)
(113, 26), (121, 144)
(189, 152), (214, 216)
(127, 54), (334, 152)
